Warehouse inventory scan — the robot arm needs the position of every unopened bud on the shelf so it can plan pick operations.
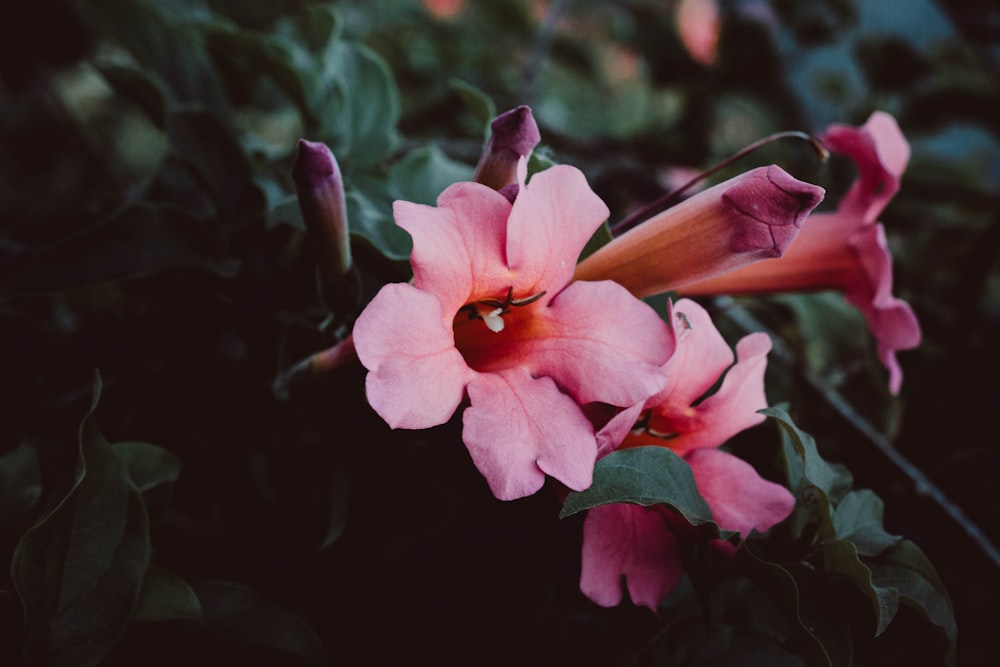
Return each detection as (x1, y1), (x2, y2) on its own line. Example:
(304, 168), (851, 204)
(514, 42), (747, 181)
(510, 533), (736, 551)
(473, 106), (541, 191)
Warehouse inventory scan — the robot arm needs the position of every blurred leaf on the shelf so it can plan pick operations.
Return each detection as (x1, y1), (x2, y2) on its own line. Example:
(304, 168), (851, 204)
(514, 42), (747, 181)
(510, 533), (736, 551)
(346, 170), (412, 261)
(832, 489), (900, 557)
(774, 293), (869, 382)
(75, 0), (228, 112)
(194, 580), (326, 663)
(11, 373), (151, 667)
(318, 41), (400, 164)
(0, 442), (42, 527)
(0, 203), (237, 297)
(134, 564), (203, 623)
(560, 447), (729, 538)
(96, 63), (168, 129)
(166, 108), (262, 222)
(449, 78), (496, 140)
(578, 222), (613, 262)
(870, 540), (957, 662)
(388, 144), (473, 206)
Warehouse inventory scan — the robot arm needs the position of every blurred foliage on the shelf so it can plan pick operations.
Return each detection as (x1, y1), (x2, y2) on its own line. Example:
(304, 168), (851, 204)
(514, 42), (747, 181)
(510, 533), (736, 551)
(1, 0), (998, 665)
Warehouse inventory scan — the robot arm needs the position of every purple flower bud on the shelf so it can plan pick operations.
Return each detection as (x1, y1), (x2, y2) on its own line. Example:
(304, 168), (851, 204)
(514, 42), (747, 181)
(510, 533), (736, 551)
(292, 139), (352, 277)
(472, 106), (541, 191)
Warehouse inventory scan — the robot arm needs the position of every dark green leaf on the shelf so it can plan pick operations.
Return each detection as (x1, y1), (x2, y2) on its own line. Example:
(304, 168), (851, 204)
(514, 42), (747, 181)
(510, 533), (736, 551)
(194, 580), (326, 663)
(10, 373), (151, 667)
(113, 441), (182, 496)
(739, 548), (852, 667)
(0, 203), (237, 297)
(823, 539), (899, 636)
(0, 442), (42, 527)
(134, 564), (203, 622)
(346, 171), (412, 261)
(764, 408), (851, 501)
(96, 63), (168, 129)
(560, 447), (727, 538)
(388, 144), (473, 206)
(667, 623), (808, 666)
(578, 222), (613, 262)
(870, 540), (957, 660)
(832, 489), (900, 557)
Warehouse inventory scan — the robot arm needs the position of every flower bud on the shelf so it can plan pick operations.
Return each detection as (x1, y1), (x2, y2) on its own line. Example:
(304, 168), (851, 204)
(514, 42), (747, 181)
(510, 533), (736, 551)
(573, 165), (825, 298)
(292, 139), (360, 313)
(472, 106), (541, 191)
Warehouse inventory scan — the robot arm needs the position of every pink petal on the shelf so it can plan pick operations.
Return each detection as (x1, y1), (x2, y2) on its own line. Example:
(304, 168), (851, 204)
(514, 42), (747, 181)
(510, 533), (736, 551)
(463, 367), (597, 500)
(846, 224), (921, 394)
(663, 332), (771, 457)
(687, 448), (795, 537)
(822, 111), (909, 225)
(506, 163), (611, 296)
(394, 182), (514, 315)
(580, 504), (682, 610)
(595, 402), (646, 459)
(353, 283), (471, 429)
(513, 280), (671, 407)
(649, 298), (734, 409)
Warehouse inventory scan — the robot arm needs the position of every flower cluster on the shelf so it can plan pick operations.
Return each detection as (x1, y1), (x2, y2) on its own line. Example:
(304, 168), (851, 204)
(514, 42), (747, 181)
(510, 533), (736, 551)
(294, 105), (920, 611)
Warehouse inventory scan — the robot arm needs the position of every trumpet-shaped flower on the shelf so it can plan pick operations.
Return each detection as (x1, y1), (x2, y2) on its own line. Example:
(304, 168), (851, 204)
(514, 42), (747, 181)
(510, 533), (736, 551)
(573, 165), (825, 297)
(680, 112), (921, 393)
(579, 299), (795, 610)
(354, 162), (672, 501)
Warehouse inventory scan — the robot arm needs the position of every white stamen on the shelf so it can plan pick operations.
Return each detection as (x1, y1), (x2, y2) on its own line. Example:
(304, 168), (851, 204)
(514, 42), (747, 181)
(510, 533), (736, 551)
(476, 305), (506, 333)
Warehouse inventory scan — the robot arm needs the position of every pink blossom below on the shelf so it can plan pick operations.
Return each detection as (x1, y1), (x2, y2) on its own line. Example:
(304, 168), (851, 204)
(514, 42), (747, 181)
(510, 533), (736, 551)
(353, 162), (672, 501)
(580, 299), (794, 610)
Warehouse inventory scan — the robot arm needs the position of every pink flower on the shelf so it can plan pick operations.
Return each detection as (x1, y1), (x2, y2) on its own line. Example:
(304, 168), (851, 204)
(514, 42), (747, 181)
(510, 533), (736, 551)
(680, 112), (921, 393)
(579, 299), (795, 610)
(353, 162), (672, 501)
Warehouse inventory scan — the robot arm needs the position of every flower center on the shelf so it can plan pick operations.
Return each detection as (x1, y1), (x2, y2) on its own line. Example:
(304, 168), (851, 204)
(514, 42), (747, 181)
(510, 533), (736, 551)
(453, 286), (547, 371)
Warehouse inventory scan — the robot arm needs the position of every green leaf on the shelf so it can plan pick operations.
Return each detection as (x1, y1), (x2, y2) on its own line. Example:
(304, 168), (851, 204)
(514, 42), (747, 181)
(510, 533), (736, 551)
(560, 447), (727, 537)
(823, 539), (899, 636)
(11, 373), (151, 667)
(449, 78), (497, 140)
(832, 490), (900, 557)
(739, 548), (853, 667)
(870, 540), (957, 661)
(346, 170), (412, 261)
(667, 623), (809, 666)
(388, 144), (473, 206)
(113, 441), (182, 498)
(134, 564), (203, 622)
(0, 203), (238, 297)
(0, 442), (42, 527)
(194, 580), (326, 663)
(317, 41), (400, 164)
(578, 222), (613, 262)
(764, 407), (851, 502)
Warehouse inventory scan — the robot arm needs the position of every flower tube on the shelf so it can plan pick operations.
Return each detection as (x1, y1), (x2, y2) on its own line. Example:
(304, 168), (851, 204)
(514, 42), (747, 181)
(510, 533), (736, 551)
(573, 165), (825, 297)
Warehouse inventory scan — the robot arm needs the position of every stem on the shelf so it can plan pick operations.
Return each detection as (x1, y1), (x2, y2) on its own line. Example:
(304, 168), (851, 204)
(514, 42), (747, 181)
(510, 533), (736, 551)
(610, 131), (830, 235)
